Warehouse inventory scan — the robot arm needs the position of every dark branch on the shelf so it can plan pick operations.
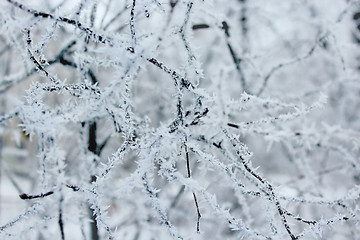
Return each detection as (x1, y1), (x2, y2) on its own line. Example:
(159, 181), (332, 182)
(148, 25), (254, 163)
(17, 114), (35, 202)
(192, 24), (210, 30)
(19, 191), (54, 200)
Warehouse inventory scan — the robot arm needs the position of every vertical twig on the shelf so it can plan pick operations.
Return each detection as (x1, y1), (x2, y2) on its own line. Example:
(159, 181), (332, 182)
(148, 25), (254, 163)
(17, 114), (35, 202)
(239, 0), (249, 53)
(88, 121), (99, 240)
(58, 194), (65, 240)
(130, 0), (137, 48)
(90, 2), (97, 28)
(184, 140), (201, 233)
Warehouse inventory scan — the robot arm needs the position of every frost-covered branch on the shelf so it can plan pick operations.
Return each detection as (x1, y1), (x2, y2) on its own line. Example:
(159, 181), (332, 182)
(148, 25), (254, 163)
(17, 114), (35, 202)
(0, 0), (358, 240)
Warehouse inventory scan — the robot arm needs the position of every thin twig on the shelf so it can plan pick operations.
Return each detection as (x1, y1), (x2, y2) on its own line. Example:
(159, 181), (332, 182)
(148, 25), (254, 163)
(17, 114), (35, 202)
(221, 21), (247, 92)
(130, 0), (137, 47)
(256, 45), (316, 96)
(184, 140), (201, 233)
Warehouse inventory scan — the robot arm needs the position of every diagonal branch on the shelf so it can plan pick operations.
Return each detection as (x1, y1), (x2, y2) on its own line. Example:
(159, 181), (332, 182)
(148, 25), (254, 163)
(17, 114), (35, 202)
(223, 129), (297, 240)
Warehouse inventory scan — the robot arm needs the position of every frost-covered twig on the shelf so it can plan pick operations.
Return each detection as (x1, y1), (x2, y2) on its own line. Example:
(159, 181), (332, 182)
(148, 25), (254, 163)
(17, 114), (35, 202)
(6, 0), (113, 45)
(0, 204), (40, 233)
(0, 111), (18, 124)
(142, 173), (183, 239)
